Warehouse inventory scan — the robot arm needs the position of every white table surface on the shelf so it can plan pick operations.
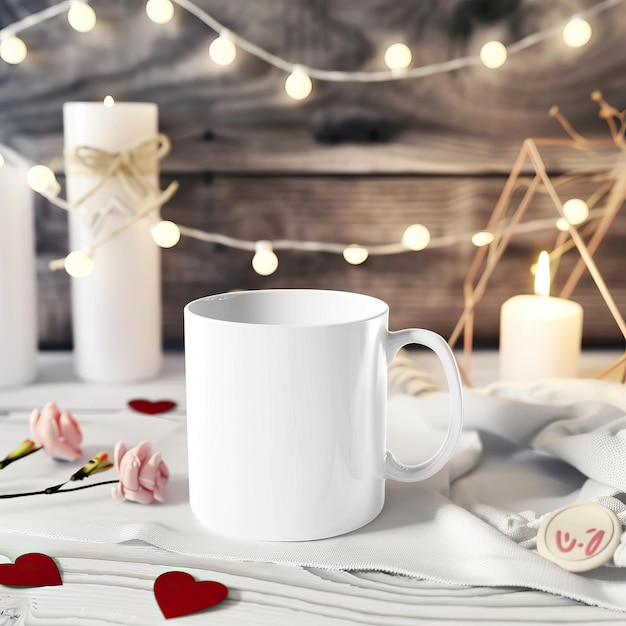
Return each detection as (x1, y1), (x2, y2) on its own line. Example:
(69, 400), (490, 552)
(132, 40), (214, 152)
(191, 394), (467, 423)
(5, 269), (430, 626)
(1, 350), (625, 626)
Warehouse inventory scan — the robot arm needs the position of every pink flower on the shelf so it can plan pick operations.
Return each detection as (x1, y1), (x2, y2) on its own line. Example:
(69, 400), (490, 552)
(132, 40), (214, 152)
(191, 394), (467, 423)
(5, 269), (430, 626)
(112, 441), (169, 504)
(29, 401), (83, 461)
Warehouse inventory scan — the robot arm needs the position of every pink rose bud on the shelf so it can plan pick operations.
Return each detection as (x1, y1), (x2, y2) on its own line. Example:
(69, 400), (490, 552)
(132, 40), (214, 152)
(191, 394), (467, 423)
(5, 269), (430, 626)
(29, 401), (83, 461)
(112, 440), (169, 504)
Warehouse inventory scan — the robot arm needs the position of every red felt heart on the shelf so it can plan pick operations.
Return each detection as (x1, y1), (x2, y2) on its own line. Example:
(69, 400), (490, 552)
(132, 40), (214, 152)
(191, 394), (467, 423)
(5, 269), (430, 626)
(128, 399), (177, 415)
(154, 571), (228, 619)
(0, 553), (62, 587)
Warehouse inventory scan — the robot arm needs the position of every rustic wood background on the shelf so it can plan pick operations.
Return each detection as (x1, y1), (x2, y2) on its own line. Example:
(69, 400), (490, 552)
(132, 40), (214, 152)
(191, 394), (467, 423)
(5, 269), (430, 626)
(1, 0), (626, 348)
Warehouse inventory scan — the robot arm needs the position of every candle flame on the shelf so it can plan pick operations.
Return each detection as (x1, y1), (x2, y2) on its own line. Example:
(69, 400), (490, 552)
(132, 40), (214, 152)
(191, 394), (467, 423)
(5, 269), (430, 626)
(534, 250), (551, 297)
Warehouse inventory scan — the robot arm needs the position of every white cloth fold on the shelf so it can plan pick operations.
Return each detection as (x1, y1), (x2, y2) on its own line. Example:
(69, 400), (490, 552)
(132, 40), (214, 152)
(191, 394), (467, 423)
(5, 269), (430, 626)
(1, 376), (626, 612)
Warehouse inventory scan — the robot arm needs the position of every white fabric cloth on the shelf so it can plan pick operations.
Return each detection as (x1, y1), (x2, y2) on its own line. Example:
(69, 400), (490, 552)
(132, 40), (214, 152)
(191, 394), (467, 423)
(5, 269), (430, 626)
(1, 369), (626, 614)
(3, 536), (624, 626)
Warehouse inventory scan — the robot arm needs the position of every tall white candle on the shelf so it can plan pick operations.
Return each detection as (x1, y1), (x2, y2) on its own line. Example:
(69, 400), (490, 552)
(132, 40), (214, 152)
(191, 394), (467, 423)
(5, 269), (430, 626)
(500, 251), (584, 382)
(0, 146), (37, 387)
(63, 102), (162, 382)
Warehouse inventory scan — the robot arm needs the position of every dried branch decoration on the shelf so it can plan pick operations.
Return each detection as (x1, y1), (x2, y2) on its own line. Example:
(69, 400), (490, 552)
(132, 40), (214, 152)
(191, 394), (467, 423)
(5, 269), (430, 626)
(449, 92), (626, 386)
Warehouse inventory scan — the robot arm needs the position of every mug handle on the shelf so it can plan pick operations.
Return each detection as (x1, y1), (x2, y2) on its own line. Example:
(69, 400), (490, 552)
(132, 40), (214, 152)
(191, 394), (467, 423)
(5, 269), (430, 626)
(384, 329), (463, 482)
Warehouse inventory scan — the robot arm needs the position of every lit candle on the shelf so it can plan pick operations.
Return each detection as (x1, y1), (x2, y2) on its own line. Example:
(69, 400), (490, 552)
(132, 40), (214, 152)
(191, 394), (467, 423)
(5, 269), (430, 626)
(499, 251), (584, 382)
(0, 146), (37, 387)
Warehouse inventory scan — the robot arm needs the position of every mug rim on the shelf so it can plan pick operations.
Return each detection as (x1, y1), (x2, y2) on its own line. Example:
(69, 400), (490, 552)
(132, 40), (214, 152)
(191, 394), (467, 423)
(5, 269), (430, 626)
(184, 289), (389, 328)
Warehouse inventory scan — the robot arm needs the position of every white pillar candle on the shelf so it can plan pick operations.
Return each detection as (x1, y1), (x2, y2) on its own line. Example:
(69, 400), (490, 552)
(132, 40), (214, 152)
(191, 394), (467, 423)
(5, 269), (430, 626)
(63, 102), (162, 382)
(0, 146), (37, 387)
(500, 251), (583, 382)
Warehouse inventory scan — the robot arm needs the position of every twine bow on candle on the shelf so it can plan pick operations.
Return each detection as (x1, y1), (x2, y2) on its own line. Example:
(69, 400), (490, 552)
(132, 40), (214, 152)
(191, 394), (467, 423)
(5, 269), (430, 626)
(47, 133), (180, 271)
(64, 133), (177, 211)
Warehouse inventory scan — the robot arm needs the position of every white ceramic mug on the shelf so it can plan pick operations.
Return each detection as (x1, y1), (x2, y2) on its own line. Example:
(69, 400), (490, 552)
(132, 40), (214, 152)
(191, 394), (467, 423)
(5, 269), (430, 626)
(184, 289), (463, 541)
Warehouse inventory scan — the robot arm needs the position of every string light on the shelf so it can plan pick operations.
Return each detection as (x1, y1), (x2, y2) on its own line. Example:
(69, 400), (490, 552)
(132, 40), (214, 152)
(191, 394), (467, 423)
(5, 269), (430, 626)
(471, 231), (495, 247)
(146, 0), (175, 25)
(252, 241), (278, 276)
(0, 36), (27, 64)
(171, 0), (621, 82)
(64, 250), (94, 278)
(555, 218), (570, 232)
(0, 0), (619, 80)
(285, 67), (313, 100)
(556, 197), (590, 230)
(1, 0), (622, 277)
(34, 178), (614, 277)
(342, 245), (369, 265)
(563, 18), (593, 47)
(103, 95), (115, 107)
(67, 2), (96, 33)
(479, 41), (507, 69)
(26, 165), (61, 195)
(562, 198), (590, 224)
(384, 43), (412, 70)
(151, 219), (181, 248)
(402, 224), (431, 251)
(208, 31), (237, 66)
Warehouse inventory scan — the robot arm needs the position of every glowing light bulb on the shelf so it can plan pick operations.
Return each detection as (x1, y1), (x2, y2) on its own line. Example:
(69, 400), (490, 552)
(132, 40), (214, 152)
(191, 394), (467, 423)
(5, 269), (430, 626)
(479, 40), (507, 69)
(151, 220), (181, 248)
(563, 198), (589, 225)
(342, 245), (369, 265)
(0, 36), (27, 65)
(555, 217), (569, 232)
(402, 224), (431, 251)
(471, 231), (495, 247)
(103, 95), (115, 107)
(285, 67), (313, 100)
(68, 2), (96, 33)
(534, 251), (550, 297)
(26, 165), (60, 195)
(252, 241), (278, 276)
(209, 32), (237, 66)
(563, 18), (592, 48)
(64, 251), (93, 278)
(384, 43), (412, 70)
(146, 0), (174, 24)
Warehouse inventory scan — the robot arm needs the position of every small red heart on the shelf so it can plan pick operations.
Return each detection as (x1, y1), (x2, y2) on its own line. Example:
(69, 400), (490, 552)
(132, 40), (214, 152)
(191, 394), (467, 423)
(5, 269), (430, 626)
(154, 571), (228, 619)
(0, 553), (62, 587)
(128, 399), (177, 415)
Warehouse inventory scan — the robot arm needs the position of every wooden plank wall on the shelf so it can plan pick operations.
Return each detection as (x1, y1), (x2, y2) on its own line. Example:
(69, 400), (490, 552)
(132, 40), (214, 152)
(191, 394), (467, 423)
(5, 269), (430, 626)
(2, 0), (626, 348)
